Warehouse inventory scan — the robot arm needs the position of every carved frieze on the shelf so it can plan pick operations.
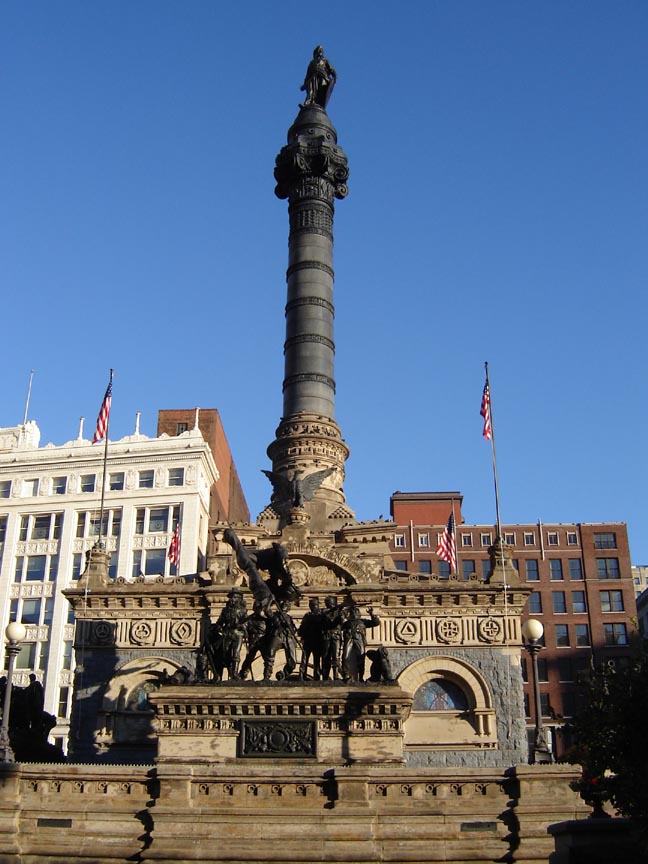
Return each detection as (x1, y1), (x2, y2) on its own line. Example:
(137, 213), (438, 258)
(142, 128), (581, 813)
(10, 582), (54, 598)
(240, 720), (316, 758)
(16, 540), (59, 556)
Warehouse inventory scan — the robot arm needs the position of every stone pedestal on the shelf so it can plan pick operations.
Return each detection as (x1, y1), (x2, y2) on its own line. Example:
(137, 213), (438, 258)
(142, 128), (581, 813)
(149, 682), (412, 765)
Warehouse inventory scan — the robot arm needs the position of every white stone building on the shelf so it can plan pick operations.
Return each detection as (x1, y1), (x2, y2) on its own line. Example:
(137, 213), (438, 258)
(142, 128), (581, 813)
(0, 419), (218, 751)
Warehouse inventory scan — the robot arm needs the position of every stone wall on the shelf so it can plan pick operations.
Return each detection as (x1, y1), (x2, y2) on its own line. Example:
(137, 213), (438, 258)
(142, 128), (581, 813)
(0, 762), (588, 864)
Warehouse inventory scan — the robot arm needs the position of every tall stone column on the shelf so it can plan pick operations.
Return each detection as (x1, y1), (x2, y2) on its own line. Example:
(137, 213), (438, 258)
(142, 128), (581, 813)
(260, 51), (354, 530)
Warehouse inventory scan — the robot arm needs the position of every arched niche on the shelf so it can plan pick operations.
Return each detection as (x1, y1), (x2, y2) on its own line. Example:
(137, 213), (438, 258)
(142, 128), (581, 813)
(398, 655), (498, 750)
(95, 657), (185, 751)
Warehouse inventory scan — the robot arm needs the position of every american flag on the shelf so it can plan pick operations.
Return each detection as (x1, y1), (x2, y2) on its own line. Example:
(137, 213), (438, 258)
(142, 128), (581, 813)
(480, 381), (492, 441)
(92, 371), (113, 444)
(168, 523), (181, 568)
(436, 513), (457, 573)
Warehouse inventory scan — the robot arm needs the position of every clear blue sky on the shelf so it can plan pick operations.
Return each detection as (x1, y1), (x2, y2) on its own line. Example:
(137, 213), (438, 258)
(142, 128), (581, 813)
(2, 3), (647, 560)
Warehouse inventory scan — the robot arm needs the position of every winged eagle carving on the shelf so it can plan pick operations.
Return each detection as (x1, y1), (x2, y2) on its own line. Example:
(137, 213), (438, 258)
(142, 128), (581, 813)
(262, 467), (335, 512)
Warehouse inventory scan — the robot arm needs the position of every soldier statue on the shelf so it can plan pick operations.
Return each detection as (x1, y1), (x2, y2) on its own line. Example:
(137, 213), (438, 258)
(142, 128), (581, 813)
(321, 595), (344, 681)
(341, 605), (380, 682)
(261, 600), (299, 681)
(298, 597), (324, 680)
(205, 588), (248, 681)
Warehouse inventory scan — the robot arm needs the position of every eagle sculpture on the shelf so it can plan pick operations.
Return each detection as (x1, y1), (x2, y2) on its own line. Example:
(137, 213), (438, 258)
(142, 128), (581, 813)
(262, 467), (335, 512)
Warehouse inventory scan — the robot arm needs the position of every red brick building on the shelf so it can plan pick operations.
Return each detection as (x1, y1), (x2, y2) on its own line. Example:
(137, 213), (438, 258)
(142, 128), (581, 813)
(389, 492), (637, 758)
(157, 409), (249, 524)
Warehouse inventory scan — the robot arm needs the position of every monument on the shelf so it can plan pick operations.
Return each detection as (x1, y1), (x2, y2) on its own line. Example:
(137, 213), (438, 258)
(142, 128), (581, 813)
(0, 48), (587, 864)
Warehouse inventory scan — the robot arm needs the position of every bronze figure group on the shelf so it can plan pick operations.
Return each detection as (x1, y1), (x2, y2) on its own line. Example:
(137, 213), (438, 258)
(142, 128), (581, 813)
(201, 530), (391, 684)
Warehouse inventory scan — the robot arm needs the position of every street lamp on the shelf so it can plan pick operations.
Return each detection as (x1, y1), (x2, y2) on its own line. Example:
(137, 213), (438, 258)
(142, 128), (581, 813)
(0, 621), (27, 762)
(521, 618), (553, 764)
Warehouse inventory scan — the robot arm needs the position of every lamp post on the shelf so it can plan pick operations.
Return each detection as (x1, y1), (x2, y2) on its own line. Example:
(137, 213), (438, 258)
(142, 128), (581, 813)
(0, 621), (27, 762)
(521, 618), (553, 764)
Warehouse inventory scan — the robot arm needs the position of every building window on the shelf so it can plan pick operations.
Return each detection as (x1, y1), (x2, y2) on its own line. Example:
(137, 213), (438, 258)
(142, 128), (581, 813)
(176, 423), (188, 435)
(71, 553), (84, 581)
(504, 532), (515, 546)
(561, 693), (576, 718)
(537, 658), (549, 682)
(555, 624), (570, 647)
(547, 532), (559, 546)
(567, 532), (578, 546)
(539, 693), (552, 718)
(76, 509), (121, 539)
(572, 591), (587, 613)
(109, 472), (125, 491)
(550, 560), (563, 581)
(20, 598), (42, 625)
(480, 533), (492, 547)
(524, 532), (535, 546)
(525, 560), (539, 581)
(28, 513), (62, 541)
(394, 560), (407, 571)
(61, 641), (73, 671)
(597, 558), (620, 579)
(16, 642), (37, 669)
(558, 658), (574, 682)
(0, 515), (7, 543)
(462, 560), (475, 580)
(600, 590), (624, 613)
(52, 476), (67, 495)
(524, 693), (531, 719)
(394, 534), (405, 548)
(132, 548), (167, 577)
(168, 468), (184, 487)
(80, 474), (96, 493)
(481, 559), (491, 579)
(575, 624), (590, 646)
(23, 478), (39, 497)
(418, 560), (432, 575)
(594, 532), (617, 549)
(438, 561), (450, 580)
(418, 533), (429, 548)
(58, 687), (71, 719)
(138, 470), (154, 489)
(461, 534), (473, 548)
(569, 559), (583, 581)
(528, 592), (543, 614)
(148, 508), (169, 533)
(552, 591), (567, 614)
(604, 623), (628, 646)
(0, 480), (11, 498)
(14, 554), (58, 583)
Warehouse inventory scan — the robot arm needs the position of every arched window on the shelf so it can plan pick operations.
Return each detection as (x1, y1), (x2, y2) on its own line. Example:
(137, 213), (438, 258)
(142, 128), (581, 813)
(413, 678), (469, 711)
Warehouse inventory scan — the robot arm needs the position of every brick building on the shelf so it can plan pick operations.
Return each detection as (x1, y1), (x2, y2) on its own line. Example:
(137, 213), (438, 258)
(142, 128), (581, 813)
(157, 408), (249, 524)
(389, 491), (637, 758)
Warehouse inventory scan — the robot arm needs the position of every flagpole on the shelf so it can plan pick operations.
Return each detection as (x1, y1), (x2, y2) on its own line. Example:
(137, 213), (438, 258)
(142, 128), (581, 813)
(484, 362), (503, 542)
(97, 369), (113, 548)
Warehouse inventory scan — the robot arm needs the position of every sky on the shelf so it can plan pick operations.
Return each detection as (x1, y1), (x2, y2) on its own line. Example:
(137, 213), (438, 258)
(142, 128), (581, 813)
(2, 3), (647, 560)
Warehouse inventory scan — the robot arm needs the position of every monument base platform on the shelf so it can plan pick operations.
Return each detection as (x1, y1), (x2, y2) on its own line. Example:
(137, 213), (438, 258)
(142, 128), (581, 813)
(149, 681), (412, 765)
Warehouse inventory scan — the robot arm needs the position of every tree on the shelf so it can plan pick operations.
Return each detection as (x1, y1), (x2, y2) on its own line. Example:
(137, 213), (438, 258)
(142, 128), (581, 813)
(568, 639), (648, 824)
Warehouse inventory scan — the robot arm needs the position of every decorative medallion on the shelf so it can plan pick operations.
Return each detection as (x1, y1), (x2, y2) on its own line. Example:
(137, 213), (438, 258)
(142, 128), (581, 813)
(130, 620), (154, 645)
(169, 620), (194, 645)
(478, 617), (503, 643)
(394, 618), (420, 645)
(91, 621), (115, 645)
(436, 618), (461, 644)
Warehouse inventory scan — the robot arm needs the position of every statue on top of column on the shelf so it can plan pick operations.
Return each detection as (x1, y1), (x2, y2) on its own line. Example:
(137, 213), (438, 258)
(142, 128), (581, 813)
(300, 46), (337, 109)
